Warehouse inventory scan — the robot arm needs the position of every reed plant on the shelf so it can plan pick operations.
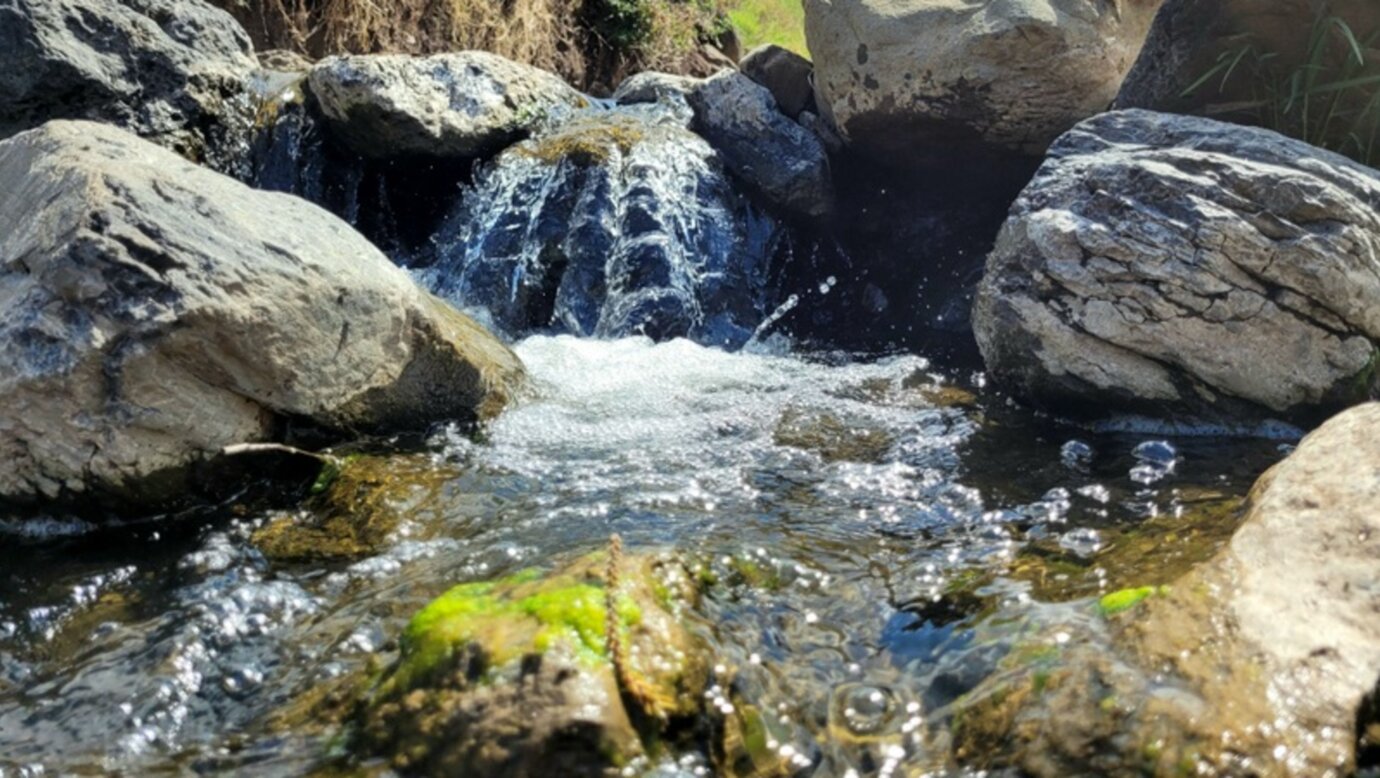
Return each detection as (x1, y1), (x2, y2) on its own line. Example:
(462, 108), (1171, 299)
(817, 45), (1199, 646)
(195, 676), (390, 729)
(1183, 9), (1380, 166)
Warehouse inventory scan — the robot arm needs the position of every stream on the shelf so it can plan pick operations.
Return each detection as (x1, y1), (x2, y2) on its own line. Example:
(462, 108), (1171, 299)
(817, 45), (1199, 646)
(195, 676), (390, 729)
(0, 333), (1290, 775)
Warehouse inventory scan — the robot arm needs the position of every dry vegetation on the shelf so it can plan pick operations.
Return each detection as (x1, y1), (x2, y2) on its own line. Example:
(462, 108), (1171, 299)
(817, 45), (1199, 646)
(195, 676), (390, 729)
(213, 0), (737, 91)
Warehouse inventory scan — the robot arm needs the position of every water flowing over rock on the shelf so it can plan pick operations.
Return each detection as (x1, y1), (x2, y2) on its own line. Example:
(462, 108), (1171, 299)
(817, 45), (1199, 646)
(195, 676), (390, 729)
(947, 402), (1380, 776)
(0, 0), (257, 175)
(0, 121), (524, 510)
(307, 52), (590, 159)
(973, 109), (1380, 424)
(688, 71), (834, 219)
(803, 0), (1162, 160)
(422, 108), (781, 348)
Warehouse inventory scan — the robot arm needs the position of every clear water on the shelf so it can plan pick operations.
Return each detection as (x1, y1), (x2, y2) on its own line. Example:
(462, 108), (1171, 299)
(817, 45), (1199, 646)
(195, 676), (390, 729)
(0, 335), (1286, 775)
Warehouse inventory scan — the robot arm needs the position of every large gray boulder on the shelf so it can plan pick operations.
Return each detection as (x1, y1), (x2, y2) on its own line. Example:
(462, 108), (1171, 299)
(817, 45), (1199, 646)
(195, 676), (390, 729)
(0, 0), (257, 175)
(973, 110), (1380, 424)
(803, 0), (1162, 159)
(307, 52), (590, 159)
(0, 121), (526, 509)
(948, 402), (1380, 775)
(688, 71), (833, 219)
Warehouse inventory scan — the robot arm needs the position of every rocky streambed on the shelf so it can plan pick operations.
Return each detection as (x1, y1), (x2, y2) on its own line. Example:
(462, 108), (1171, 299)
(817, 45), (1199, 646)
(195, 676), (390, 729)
(0, 334), (1300, 775)
(5, 0), (1380, 775)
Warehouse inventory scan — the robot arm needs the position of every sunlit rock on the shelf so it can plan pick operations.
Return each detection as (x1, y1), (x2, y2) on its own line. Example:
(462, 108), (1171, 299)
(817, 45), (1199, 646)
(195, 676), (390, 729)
(803, 0), (1161, 160)
(0, 121), (525, 510)
(307, 51), (589, 159)
(0, 0), (257, 175)
(974, 109), (1380, 424)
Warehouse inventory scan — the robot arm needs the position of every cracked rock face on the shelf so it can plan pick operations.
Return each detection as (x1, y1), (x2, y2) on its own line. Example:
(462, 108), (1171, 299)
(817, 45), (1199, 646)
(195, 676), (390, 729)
(307, 52), (589, 159)
(973, 110), (1380, 424)
(803, 0), (1162, 160)
(0, 121), (525, 510)
(0, 0), (257, 176)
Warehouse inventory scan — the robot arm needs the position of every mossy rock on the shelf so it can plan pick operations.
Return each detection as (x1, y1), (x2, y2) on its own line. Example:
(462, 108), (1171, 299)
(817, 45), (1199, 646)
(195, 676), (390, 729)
(356, 548), (710, 776)
(513, 117), (649, 167)
(252, 454), (460, 562)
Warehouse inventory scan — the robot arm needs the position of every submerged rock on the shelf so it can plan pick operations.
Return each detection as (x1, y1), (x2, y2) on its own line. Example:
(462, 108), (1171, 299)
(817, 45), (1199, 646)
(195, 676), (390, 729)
(947, 402), (1380, 776)
(0, 121), (525, 510)
(424, 110), (780, 348)
(357, 547), (709, 776)
(803, 0), (1161, 160)
(307, 52), (590, 159)
(253, 454), (463, 561)
(688, 71), (834, 219)
(974, 110), (1380, 425)
(0, 0), (257, 175)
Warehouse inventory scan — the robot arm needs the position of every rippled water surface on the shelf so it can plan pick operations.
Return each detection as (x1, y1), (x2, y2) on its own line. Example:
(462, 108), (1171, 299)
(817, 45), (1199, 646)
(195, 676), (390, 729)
(0, 336), (1289, 776)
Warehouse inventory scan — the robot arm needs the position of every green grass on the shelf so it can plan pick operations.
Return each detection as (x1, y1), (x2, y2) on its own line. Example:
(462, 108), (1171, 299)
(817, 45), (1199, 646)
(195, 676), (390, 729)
(726, 0), (807, 56)
(1183, 10), (1380, 166)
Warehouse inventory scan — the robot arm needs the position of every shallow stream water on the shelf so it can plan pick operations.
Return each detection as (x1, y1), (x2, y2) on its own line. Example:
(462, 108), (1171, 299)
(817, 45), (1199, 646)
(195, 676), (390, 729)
(0, 335), (1290, 776)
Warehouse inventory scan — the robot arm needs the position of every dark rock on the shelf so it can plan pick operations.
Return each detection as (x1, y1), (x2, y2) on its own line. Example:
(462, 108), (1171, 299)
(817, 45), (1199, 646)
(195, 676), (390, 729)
(688, 70), (833, 219)
(740, 44), (815, 119)
(0, 0), (257, 175)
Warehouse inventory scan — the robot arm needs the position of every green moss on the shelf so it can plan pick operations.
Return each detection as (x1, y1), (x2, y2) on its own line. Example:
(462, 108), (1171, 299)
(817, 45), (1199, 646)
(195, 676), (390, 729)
(516, 121), (647, 166)
(389, 569), (643, 696)
(1097, 586), (1167, 617)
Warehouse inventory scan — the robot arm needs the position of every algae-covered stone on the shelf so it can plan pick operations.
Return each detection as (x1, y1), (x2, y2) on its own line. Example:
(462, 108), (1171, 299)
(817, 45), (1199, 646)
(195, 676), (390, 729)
(356, 548), (710, 776)
(253, 454), (462, 561)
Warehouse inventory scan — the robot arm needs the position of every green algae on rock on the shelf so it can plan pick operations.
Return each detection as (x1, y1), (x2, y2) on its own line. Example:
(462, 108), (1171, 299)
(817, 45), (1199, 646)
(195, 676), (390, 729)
(355, 547), (710, 776)
(1096, 586), (1165, 617)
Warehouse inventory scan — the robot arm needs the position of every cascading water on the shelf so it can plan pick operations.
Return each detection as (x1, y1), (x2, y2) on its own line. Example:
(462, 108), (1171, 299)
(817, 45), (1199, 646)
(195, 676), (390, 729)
(419, 102), (783, 348)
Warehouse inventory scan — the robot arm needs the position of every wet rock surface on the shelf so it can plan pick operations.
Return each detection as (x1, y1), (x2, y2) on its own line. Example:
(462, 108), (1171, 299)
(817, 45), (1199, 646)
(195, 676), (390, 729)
(0, 0), (257, 175)
(356, 548), (709, 776)
(0, 121), (524, 510)
(688, 70), (834, 219)
(307, 51), (590, 159)
(803, 0), (1161, 160)
(947, 402), (1380, 776)
(974, 109), (1380, 424)
(423, 109), (780, 347)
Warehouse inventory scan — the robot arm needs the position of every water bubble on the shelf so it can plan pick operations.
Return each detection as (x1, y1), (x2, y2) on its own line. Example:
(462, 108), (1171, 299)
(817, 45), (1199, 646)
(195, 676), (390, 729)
(830, 684), (899, 737)
(1060, 440), (1094, 470)
(1130, 440), (1178, 485)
